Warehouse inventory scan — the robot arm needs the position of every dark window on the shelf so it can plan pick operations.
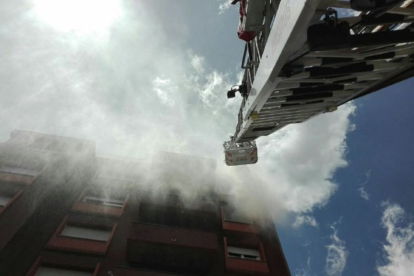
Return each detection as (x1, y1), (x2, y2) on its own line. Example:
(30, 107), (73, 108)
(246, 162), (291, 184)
(0, 164), (37, 176)
(60, 224), (111, 241)
(138, 204), (217, 232)
(223, 206), (253, 225)
(35, 267), (92, 276)
(82, 189), (126, 208)
(227, 246), (261, 261)
(0, 189), (22, 212)
(128, 243), (212, 274)
(0, 195), (12, 207)
(83, 195), (124, 208)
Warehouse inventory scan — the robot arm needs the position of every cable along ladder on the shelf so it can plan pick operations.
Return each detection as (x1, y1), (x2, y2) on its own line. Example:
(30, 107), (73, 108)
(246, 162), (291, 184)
(224, 0), (414, 166)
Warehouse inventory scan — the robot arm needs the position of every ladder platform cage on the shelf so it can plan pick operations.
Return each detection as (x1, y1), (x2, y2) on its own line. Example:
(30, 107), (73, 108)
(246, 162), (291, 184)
(223, 140), (258, 166)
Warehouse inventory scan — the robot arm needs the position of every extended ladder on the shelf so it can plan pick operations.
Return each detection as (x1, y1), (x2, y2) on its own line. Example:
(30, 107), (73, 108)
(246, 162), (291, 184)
(224, 0), (414, 165)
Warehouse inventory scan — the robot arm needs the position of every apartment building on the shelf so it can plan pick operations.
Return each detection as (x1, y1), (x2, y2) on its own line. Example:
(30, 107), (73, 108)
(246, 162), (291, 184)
(0, 130), (291, 276)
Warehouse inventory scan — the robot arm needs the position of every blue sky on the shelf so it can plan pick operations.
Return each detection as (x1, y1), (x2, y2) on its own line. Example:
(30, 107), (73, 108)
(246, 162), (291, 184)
(278, 78), (414, 276)
(1, 1), (413, 275)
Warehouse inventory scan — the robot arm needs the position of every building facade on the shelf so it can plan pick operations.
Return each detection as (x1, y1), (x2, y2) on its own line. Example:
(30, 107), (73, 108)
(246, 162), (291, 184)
(0, 130), (291, 276)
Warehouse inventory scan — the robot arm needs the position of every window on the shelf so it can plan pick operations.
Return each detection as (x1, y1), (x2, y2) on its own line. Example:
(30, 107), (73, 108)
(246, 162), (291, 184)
(221, 206), (258, 234)
(72, 189), (128, 217)
(223, 207), (253, 224)
(35, 267), (91, 276)
(97, 167), (136, 182)
(227, 246), (261, 261)
(0, 165), (37, 176)
(127, 242), (214, 274)
(82, 189), (126, 208)
(0, 163), (39, 184)
(47, 217), (117, 255)
(61, 225), (111, 242)
(82, 195), (124, 208)
(0, 190), (23, 215)
(223, 238), (269, 274)
(0, 195), (12, 207)
(25, 257), (101, 276)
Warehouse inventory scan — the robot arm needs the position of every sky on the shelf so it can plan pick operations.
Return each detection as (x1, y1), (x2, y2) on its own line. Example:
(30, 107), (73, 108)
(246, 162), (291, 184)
(1, 1), (414, 275)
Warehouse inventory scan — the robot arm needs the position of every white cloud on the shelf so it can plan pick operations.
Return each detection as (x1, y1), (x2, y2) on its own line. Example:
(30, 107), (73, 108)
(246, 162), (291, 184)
(325, 225), (348, 276)
(214, 103), (355, 223)
(252, 103), (355, 214)
(293, 215), (319, 228)
(152, 77), (177, 107)
(295, 270), (309, 276)
(217, 0), (232, 14)
(190, 54), (206, 75)
(0, 0), (237, 158)
(295, 257), (312, 276)
(359, 187), (369, 200)
(377, 202), (414, 276)
(0, 0), (357, 222)
(201, 71), (226, 106)
(358, 170), (371, 200)
(33, 0), (123, 34)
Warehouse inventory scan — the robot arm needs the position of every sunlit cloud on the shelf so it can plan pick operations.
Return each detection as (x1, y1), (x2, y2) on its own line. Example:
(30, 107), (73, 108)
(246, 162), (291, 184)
(294, 257), (312, 276)
(377, 202), (414, 276)
(253, 103), (356, 214)
(325, 224), (348, 276)
(217, 0), (232, 14)
(358, 170), (371, 200)
(33, 0), (122, 34)
(190, 54), (206, 75)
(358, 186), (370, 201)
(293, 215), (319, 228)
(1, 0), (356, 223)
(153, 77), (177, 107)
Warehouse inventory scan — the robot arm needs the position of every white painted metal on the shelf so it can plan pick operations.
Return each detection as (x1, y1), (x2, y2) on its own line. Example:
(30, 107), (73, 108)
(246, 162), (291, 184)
(241, 0), (323, 120)
(243, 0), (267, 32)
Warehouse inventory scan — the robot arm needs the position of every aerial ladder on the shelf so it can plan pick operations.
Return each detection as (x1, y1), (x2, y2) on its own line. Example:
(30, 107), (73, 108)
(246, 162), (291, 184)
(224, 0), (414, 166)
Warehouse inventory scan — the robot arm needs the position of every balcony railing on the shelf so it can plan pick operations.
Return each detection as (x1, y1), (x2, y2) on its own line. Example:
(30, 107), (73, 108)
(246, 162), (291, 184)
(138, 203), (218, 232)
(129, 222), (217, 250)
(127, 222), (218, 275)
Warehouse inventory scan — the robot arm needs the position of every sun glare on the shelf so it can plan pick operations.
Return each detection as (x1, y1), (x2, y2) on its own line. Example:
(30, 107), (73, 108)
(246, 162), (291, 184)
(34, 0), (122, 33)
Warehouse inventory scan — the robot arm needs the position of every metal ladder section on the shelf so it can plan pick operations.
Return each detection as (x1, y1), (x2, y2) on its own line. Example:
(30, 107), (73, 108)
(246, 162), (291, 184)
(233, 0), (414, 143)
